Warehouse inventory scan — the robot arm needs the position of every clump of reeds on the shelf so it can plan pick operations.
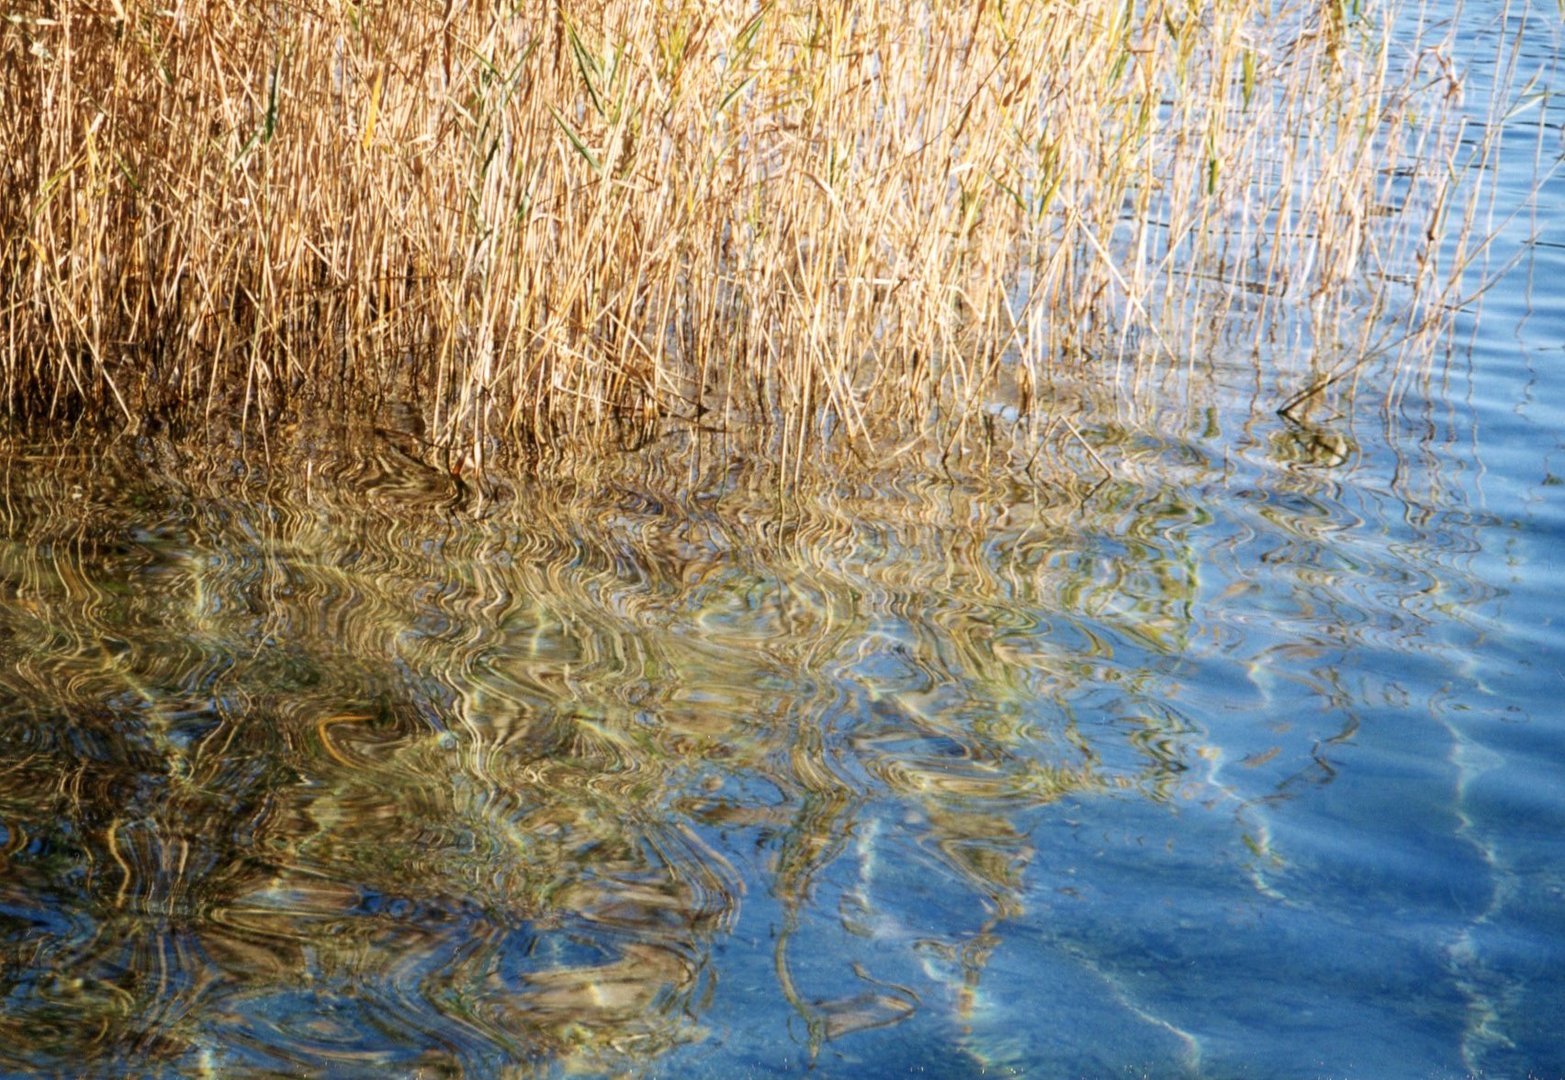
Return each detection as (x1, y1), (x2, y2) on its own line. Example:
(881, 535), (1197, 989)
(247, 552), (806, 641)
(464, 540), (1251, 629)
(0, 0), (1463, 465)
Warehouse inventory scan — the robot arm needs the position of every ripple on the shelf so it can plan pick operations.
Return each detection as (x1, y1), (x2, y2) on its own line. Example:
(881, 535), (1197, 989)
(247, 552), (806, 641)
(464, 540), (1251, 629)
(0, 364), (1553, 1077)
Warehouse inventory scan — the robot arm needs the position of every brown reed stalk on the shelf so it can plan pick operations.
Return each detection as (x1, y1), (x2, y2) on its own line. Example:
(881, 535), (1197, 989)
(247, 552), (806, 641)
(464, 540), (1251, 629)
(0, 0), (1463, 465)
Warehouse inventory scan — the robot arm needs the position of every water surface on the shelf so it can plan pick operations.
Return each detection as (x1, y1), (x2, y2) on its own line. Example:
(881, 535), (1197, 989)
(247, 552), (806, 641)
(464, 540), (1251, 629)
(2, 2), (1563, 1077)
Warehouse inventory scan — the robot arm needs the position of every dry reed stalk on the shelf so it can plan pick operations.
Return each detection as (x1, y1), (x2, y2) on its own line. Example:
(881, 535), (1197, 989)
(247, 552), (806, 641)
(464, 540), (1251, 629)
(0, 0), (1463, 465)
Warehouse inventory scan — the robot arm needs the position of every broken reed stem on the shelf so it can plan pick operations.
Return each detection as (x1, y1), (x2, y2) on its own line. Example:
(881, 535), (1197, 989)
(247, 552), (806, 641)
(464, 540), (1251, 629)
(0, 0), (1462, 460)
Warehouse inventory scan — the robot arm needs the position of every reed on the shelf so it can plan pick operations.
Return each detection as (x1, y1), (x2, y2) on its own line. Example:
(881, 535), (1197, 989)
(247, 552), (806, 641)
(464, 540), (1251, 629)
(0, 0), (1462, 464)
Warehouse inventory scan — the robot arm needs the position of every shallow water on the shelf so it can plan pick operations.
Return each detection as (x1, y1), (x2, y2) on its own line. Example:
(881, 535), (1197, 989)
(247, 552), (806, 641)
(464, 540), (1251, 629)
(3, 5), (1564, 1079)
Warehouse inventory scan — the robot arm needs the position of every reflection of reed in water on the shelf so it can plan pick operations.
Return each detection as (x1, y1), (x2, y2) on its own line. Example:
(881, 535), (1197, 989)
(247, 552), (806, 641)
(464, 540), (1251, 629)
(0, 438), (731, 1072)
(0, 364), (1501, 1075)
(0, 428), (1137, 1073)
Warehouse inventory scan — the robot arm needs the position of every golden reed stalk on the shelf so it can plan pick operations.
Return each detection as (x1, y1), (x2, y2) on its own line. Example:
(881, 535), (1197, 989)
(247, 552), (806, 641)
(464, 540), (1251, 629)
(0, 0), (1461, 462)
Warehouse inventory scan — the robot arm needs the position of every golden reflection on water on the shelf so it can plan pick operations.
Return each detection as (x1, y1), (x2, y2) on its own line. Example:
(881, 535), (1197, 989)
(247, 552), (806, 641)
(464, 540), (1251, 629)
(0, 388), (1477, 1074)
(0, 421), (1116, 1074)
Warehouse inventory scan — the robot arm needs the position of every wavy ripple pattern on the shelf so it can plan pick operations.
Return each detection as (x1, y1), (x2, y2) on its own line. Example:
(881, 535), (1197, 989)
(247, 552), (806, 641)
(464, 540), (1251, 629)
(0, 369), (1547, 1079)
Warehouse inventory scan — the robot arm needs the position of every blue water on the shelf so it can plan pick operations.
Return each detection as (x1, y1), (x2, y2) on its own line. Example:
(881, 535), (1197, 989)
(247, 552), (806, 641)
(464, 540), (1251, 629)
(657, 2), (1565, 1070)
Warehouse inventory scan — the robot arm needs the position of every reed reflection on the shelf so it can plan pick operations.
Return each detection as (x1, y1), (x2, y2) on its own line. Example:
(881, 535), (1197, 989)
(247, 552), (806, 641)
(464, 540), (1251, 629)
(0, 390), (1492, 1074)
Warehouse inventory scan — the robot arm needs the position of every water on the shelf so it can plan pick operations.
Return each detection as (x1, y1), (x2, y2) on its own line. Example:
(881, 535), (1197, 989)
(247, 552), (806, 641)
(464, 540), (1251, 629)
(2, 5), (1563, 1078)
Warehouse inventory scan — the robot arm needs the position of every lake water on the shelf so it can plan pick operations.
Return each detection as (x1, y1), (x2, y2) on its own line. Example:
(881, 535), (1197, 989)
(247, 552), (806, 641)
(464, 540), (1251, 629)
(2, 2), (1562, 1077)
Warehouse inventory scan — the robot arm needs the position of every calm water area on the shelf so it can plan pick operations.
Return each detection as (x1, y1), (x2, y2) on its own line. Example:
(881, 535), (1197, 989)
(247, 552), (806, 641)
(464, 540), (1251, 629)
(2, 3), (1563, 1077)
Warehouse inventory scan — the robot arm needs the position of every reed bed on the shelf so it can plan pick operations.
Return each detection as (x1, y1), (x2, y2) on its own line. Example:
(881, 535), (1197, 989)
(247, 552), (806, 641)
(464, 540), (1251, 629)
(1, 0), (1463, 464)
